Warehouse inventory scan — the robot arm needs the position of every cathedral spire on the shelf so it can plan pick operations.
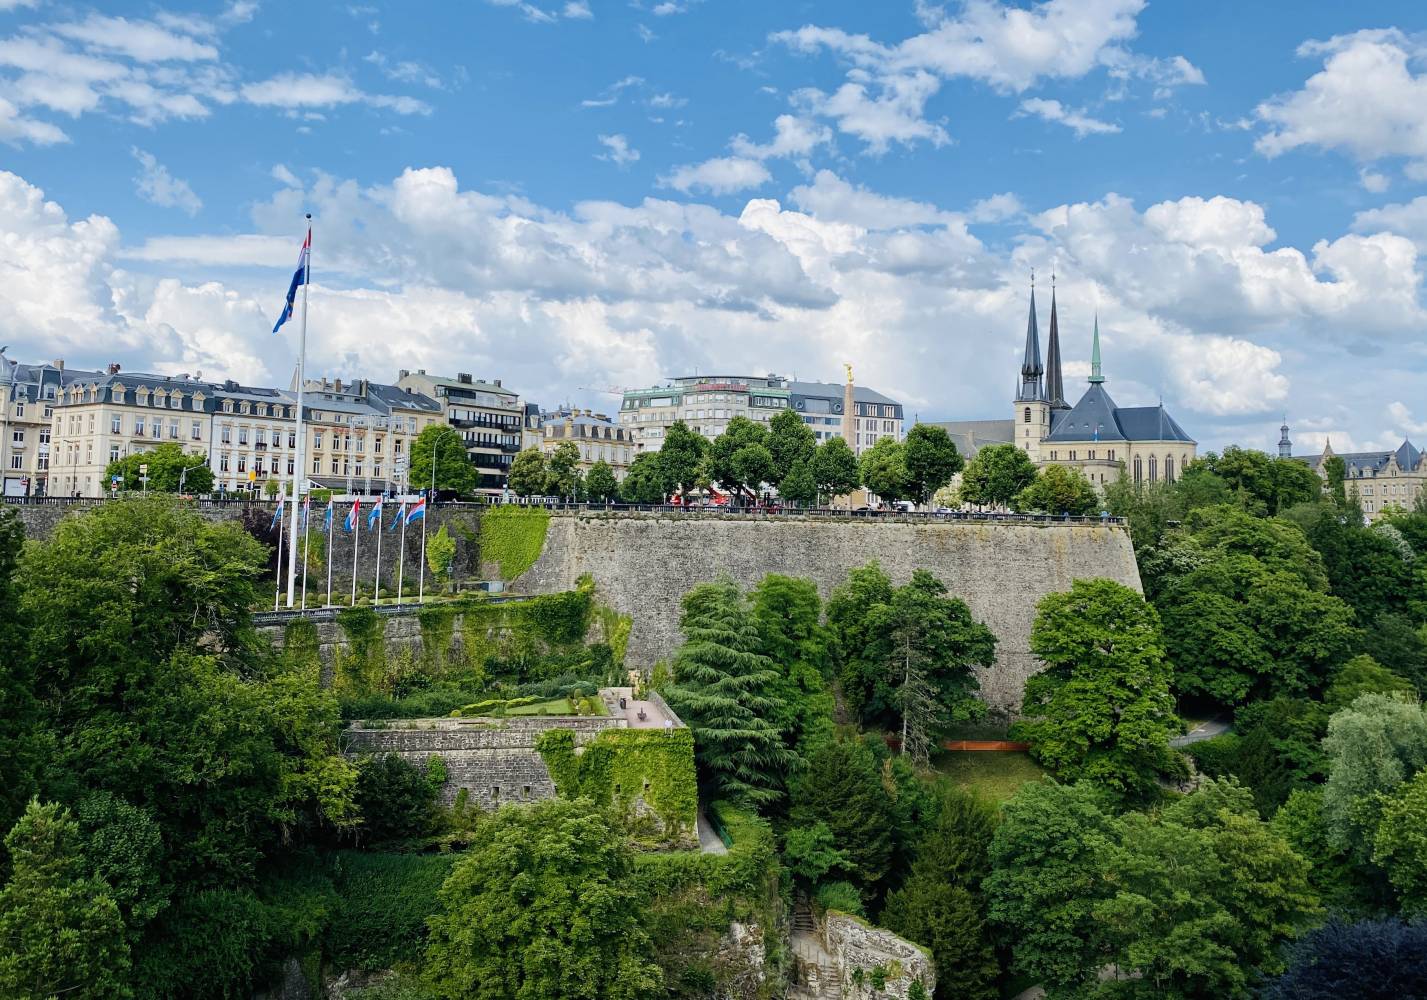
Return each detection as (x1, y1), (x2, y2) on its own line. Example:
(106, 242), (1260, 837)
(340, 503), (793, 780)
(1017, 273), (1044, 401)
(1088, 312), (1104, 384)
(1045, 274), (1067, 409)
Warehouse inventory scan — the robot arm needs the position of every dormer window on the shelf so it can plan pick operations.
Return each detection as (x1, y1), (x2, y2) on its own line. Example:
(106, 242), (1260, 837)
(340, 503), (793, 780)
(223, 400), (233, 413)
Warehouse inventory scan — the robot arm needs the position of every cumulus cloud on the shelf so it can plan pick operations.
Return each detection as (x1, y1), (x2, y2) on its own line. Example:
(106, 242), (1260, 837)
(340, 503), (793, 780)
(1353, 195), (1427, 251)
(1016, 97), (1120, 137)
(595, 133), (640, 167)
(131, 148), (203, 216)
(659, 156), (772, 195)
(1256, 29), (1427, 177)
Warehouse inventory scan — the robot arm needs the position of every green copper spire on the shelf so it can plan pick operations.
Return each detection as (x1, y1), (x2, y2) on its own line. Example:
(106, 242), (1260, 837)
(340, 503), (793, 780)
(1089, 312), (1104, 384)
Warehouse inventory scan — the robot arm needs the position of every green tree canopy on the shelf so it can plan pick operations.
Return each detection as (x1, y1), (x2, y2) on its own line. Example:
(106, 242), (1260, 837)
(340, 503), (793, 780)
(811, 436), (860, 503)
(789, 735), (895, 889)
(708, 416), (773, 499)
(903, 423), (964, 505)
(1326, 655), (1416, 712)
(658, 420), (707, 497)
(958, 443), (1038, 508)
(0, 509), (37, 844)
(858, 436), (908, 503)
(410, 424), (477, 495)
(620, 452), (665, 503)
(1194, 446), (1324, 515)
(1374, 768), (1427, 914)
(543, 441), (581, 499)
(778, 458), (817, 507)
(1012, 579), (1181, 799)
(1013, 464), (1101, 515)
(1321, 692), (1427, 860)
(767, 407), (817, 481)
(585, 460), (619, 502)
(664, 580), (794, 807)
(424, 797), (662, 1000)
(507, 448), (547, 497)
(104, 442), (213, 494)
(749, 574), (835, 755)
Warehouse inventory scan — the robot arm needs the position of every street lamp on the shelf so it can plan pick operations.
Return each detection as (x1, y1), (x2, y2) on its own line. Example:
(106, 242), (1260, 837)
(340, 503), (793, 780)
(178, 456), (205, 496)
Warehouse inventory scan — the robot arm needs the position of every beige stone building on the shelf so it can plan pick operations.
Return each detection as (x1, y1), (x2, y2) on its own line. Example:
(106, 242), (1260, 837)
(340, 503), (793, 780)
(538, 408), (634, 478)
(1300, 438), (1425, 522)
(297, 376), (442, 494)
(0, 353), (98, 496)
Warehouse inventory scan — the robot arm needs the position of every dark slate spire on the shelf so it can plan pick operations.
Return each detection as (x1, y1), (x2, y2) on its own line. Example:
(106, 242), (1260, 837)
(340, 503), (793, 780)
(1089, 312), (1105, 384)
(1017, 274), (1044, 401)
(1045, 275), (1067, 409)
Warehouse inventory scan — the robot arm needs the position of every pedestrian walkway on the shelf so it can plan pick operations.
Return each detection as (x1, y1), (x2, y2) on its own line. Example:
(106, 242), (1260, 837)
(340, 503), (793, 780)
(608, 686), (675, 730)
(696, 809), (727, 855)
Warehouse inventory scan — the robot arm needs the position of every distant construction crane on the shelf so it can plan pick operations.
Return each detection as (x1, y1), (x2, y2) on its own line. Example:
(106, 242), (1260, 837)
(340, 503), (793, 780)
(577, 385), (627, 397)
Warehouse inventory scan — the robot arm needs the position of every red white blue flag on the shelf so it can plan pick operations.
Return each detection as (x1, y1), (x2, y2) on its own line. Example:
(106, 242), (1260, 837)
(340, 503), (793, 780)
(272, 229), (310, 334)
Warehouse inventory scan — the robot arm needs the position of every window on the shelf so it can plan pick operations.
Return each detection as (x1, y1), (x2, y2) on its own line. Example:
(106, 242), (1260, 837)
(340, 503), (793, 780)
(109, 445), (119, 464)
(287, 432), (296, 448)
(14, 403), (22, 418)
(1149, 456), (1158, 482)
(314, 432), (323, 450)
(134, 417), (145, 437)
(1107, 449), (1115, 462)
(1166, 456), (1175, 483)
(286, 458), (294, 476)
(9, 455), (20, 470)
(1133, 457), (1143, 482)
(331, 458), (339, 475)
(221, 425), (231, 444)
(191, 421), (201, 441)
(110, 415), (121, 434)
(1024, 407), (1031, 423)
(256, 428), (266, 446)
(11, 430), (22, 444)
(223, 400), (233, 413)
(238, 427), (248, 445)
(168, 420), (178, 439)
(237, 456), (247, 473)
(219, 453), (230, 472)
(312, 457), (321, 474)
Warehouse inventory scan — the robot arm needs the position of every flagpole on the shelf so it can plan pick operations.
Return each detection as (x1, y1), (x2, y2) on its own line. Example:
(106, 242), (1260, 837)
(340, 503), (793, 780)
(396, 506), (406, 606)
(273, 494), (285, 612)
(373, 503), (383, 606)
(301, 498), (310, 611)
(351, 501), (361, 606)
(326, 504), (333, 608)
(285, 215), (312, 608)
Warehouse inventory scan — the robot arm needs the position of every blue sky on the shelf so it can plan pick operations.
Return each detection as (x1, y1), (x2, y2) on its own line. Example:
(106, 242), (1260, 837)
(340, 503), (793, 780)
(2, 0), (1427, 454)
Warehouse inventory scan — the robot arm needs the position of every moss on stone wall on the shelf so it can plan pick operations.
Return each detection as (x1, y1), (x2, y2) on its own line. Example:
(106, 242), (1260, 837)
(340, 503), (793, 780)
(281, 618), (322, 675)
(477, 505), (550, 580)
(335, 606), (384, 692)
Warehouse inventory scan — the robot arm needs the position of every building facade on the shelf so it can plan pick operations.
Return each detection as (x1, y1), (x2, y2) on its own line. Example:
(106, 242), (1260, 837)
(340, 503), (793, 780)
(618, 373), (904, 456)
(1299, 438), (1425, 522)
(396, 370), (523, 493)
(298, 377), (442, 494)
(539, 408), (634, 478)
(0, 354), (97, 496)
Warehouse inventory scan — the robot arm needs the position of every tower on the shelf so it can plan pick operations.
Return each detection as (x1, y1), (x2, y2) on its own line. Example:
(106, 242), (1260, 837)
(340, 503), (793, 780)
(842, 362), (855, 451)
(1045, 277), (1068, 410)
(1278, 418), (1292, 458)
(1014, 278), (1051, 461)
(1089, 312), (1104, 384)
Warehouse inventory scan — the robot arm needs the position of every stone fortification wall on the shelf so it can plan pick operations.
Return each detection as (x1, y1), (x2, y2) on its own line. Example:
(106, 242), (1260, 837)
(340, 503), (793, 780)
(512, 511), (1141, 713)
(823, 913), (935, 1000)
(344, 715), (619, 809)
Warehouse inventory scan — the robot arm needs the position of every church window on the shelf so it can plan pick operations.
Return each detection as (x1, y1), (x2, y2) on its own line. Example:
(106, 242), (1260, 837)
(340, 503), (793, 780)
(1108, 449), (1115, 462)
(1089, 450), (1095, 460)
(1070, 450), (1077, 461)
(1134, 457), (1143, 482)
(1024, 407), (1031, 423)
(1166, 456), (1175, 482)
(1149, 456), (1158, 482)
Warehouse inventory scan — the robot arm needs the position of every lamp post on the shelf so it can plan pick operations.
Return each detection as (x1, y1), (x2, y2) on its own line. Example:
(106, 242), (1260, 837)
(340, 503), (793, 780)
(177, 456), (205, 496)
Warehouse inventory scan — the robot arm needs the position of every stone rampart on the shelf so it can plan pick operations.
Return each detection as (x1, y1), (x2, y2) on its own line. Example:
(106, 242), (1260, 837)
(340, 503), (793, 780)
(823, 912), (934, 1000)
(512, 511), (1141, 713)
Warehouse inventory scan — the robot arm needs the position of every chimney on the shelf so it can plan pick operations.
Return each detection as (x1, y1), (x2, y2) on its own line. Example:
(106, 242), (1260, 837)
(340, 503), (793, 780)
(494, 379), (502, 387)
(52, 359), (64, 371)
(106, 362), (121, 375)
(398, 369), (409, 379)
(334, 377), (343, 393)
(457, 373), (472, 384)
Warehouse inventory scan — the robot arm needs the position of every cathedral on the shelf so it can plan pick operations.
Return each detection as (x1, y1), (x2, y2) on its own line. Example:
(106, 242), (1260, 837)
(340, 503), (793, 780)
(934, 282), (1197, 488)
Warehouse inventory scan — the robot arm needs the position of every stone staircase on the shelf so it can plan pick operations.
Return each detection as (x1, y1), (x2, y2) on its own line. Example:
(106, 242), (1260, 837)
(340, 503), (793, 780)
(789, 902), (843, 998)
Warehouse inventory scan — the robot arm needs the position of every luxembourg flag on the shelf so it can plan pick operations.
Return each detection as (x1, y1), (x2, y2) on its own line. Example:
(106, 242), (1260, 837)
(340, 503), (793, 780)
(343, 498), (361, 533)
(322, 498), (334, 533)
(271, 228), (311, 334)
(268, 500), (284, 534)
(389, 502), (407, 531)
(367, 497), (383, 531)
(405, 497), (426, 525)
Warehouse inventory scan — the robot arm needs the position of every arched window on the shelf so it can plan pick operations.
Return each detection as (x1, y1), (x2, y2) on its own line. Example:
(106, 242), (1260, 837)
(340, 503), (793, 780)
(1133, 457), (1142, 482)
(1149, 456), (1158, 482)
(1165, 455), (1175, 483)
(1023, 407), (1031, 423)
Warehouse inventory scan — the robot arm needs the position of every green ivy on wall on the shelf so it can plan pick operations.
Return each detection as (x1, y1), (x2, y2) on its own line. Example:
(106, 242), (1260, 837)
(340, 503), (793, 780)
(477, 505), (550, 580)
(335, 606), (384, 693)
(281, 617), (322, 676)
(417, 603), (458, 673)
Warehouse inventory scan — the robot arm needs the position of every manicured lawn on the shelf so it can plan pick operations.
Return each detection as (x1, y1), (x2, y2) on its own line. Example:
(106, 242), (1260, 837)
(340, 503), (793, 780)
(933, 750), (1047, 802)
(503, 696), (608, 717)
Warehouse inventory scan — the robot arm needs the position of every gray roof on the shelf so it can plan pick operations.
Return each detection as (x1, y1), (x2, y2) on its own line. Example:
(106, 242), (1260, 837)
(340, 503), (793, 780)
(366, 381), (442, 413)
(1, 358), (99, 404)
(1303, 440), (1423, 476)
(1043, 383), (1195, 444)
(785, 380), (902, 408)
(927, 419), (1014, 459)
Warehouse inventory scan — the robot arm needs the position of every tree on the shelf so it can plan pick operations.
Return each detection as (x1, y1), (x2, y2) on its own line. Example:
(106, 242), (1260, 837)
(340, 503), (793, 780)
(749, 574), (835, 755)
(664, 580), (793, 807)
(902, 424), (964, 506)
(1374, 768), (1427, 913)
(767, 407), (816, 483)
(1196, 446), (1323, 515)
(827, 561), (895, 715)
(75, 791), (169, 937)
(1266, 917), (1427, 1000)
(811, 436), (861, 503)
(1229, 697), (1330, 813)
(620, 452), (665, 503)
(354, 754), (443, 843)
(778, 459), (817, 507)
(882, 790), (1000, 1000)
(0, 800), (132, 1000)
(0, 509), (37, 845)
(865, 570), (996, 761)
(424, 798), (662, 1000)
(958, 443), (1037, 509)
(789, 735), (895, 889)
(1327, 655), (1416, 712)
(858, 437), (907, 503)
(658, 420), (707, 497)
(585, 460), (619, 503)
(105, 441), (213, 494)
(507, 448), (548, 497)
(1012, 579), (1181, 799)
(544, 441), (581, 499)
(782, 821), (854, 887)
(1013, 464), (1100, 515)
(708, 416), (772, 500)
(411, 424), (477, 495)
(1321, 693), (1427, 860)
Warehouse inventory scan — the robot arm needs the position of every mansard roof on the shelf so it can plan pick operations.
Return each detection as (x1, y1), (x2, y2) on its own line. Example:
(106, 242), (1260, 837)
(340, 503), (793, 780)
(1304, 440), (1423, 476)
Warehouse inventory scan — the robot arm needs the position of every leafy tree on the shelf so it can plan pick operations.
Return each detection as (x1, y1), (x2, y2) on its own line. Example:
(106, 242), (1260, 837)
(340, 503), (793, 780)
(1013, 464), (1100, 515)
(708, 416), (773, 499)
(354, 754), (443, 843)
(882, 790), (1000, 1000)
(858, 437), (907, 502)
(0, 800), (132, 1000)
(1321, 693), (1427, 860)
(0, 509), (37, 845)
(1013, 579), (1181, 799)
(507, 448), (547, 497)
(1229, 697), (1330, 813)
(426, 524), (457, 590)
(1373, 769), (1427, 913)
(1287, 504), (1418, 623)
(1265, 917), (1427, 1000)
(105, 441), (214, 494)
(789, 735), (894, 889)
(1322, 455), (1349, 509)
(664, 580), (793, 807)
(958, 443), (1037, 508)
(1271, 788), (1360, 913)
(782, 822), (854, 886)
(1195, 446), (1323, 515)
(411, 424), (477, 495)
(749, 574), (835, 754)
(543, 441), (581, 499)
(985, 781), (1117, 993)
(620, 452), (665, 503)
(424, 798), (662, 1000)
(1327, 655), (1417, 711)
(811, 436), (860, 503)
(864, 570), (996, 761)
(767, 407), (817, 482)
(1358, 613), (1427, 693)
(657, 420), (707, 497)
(902, 424), (964, 505)
(585, 460), (619, 502)
(75, 791), (169, 937)
(778, 458), (817, 507)
(826, 562), (894, 677)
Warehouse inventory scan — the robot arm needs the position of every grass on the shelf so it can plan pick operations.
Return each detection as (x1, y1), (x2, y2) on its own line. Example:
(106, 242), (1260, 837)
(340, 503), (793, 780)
(933, 750), (1047, 803)
(504, 696), (608, 717)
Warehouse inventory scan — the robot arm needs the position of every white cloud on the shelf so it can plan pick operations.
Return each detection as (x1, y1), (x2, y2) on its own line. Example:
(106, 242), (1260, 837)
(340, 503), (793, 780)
(563, 1), (593, 19)
(595, 133), (639, 167)
(363, 51), (444, 89)
(792, 70), (948, 153)
(730, 114), (832, 159)
(271, 164), (301, 187)
(1353, 195), (1427, 252)
(131, 148), (202, 216)
(787, 169), (959, 229)
(636, 24), (656, 43)
(580, 74), (643, 108)
(1387, 401), (1427, 437)
(1016, 97), (1120, 137)
(0, 1), (40, 10)
(1256, 29), (1427, 177)
(659, 156), (772, 195)
(240, 72), (430, 114)
(968, 192), (1023, 223)
(1359, 168), (1390, 193)
(50, 15), (219, 62)
(0, 95), (68, 146)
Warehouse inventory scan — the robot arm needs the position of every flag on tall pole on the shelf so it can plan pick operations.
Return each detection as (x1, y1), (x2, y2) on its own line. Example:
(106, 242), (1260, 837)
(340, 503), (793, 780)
(324, 497), (334, 608)
(391, 501), (407, 605)
(276, 219), (313, 608)
(410, 495), (429, 605)
(368, 498), (384, 605)
(348, 498), (362, 605)
(271, 496), (285, 612)
(300, 495), (311, 611)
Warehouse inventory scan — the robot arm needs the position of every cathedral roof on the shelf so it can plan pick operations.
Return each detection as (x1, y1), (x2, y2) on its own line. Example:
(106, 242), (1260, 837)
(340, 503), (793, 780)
(1044, 384), (1195, 444)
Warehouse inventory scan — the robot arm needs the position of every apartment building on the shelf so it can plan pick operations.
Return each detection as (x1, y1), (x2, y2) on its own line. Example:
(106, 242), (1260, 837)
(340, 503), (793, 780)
(539, 407), (634, 478)
(618, 373), (904, 456)
(210, 381), (296, 493)
(396, 370), (522, 493)
(297, 376), (442, 494)
(0, 353), (98, 496)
